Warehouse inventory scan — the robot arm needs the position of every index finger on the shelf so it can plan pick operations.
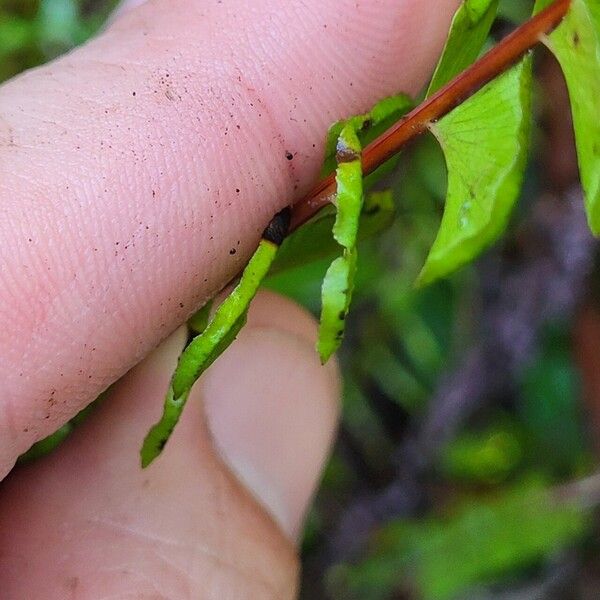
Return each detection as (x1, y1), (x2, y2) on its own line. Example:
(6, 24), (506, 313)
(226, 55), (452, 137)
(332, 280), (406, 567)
(0, 0), (459, 477)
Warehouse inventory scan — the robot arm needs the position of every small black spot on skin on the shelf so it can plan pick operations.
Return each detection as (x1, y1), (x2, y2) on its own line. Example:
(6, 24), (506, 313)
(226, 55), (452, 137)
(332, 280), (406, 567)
(229, 248), (236, 255)
(573, 31), (580, 46)
(285, 151), (294, 160)
(338, 311), (346, 321)
(132, 91), (136, 96)
(262, 207), (291, 245)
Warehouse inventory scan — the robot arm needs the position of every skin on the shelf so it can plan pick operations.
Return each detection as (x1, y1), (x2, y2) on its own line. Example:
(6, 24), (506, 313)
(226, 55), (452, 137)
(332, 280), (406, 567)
(0, 0), (459, 597)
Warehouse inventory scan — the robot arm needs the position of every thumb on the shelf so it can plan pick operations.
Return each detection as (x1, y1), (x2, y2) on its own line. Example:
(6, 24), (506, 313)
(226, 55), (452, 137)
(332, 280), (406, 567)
(0, 292), (338, 598)
(0, 0), (459, 476)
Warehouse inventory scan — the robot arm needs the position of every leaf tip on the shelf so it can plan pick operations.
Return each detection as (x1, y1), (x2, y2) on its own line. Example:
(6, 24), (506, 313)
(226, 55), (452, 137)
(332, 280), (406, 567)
(587, 216), (600, 238)
(140, 432), (163, 469)
(415, 261), (438, 289)
(317, 342), (334, 365)
(584, 190), (600, 236)
(140, 447), (156, 469)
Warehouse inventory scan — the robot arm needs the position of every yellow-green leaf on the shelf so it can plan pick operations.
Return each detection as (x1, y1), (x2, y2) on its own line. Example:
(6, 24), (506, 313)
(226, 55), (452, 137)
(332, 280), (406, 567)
(317, 250), (357, 363)
(141, 238), (279, 467)
(418, 57), (532, 286)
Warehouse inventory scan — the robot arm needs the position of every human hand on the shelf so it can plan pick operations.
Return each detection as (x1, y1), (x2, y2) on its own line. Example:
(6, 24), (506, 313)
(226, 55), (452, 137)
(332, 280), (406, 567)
(0, 0), (458, 596)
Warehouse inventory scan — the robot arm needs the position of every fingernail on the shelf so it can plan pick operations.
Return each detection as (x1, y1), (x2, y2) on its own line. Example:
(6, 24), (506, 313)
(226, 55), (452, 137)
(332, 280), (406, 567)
(201, 320), (339, 541)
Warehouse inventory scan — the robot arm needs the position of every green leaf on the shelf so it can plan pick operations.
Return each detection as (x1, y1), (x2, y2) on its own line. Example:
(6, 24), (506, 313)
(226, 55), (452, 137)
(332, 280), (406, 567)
(534, 0), (600, 233)
(317, 124), (364, 363)
(333, 126), (363, 248)
(360, 341), (429, 412)
(141, 238), (279, 467)
(440, 422), (524, 484)
(329, 479), (589, 600)
(418, 56), (532, 286)
(317, 250), (357, 363)
(413, 483), (588, 600)
(18, 424), (73, 463)
(321, 93), (412, 177)
(426, 0), (499, 97)
(18, 390), (107, 463)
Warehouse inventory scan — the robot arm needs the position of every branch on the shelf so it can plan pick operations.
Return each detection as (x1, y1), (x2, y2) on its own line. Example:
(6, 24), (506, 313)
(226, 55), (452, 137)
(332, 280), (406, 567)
(289, 0), (571, 231)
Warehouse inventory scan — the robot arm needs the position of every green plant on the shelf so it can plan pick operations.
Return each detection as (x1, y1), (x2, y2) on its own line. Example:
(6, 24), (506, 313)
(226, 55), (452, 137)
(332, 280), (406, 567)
(328, 478), (590, 600)
(142, 0), (600, 466)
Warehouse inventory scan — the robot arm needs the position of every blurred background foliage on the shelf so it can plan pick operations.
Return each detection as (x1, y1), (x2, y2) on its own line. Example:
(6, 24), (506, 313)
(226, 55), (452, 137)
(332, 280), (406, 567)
(3, 0), (600, 598)
(0, 0), (116, 81)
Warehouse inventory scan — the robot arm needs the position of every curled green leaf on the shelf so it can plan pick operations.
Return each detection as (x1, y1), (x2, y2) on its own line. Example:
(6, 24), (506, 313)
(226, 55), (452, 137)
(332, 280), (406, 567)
(321, 93), (412, 177)
(141, 233), (282, 467)
(318, 124), (364, 364)
(317, 250), (357, 363)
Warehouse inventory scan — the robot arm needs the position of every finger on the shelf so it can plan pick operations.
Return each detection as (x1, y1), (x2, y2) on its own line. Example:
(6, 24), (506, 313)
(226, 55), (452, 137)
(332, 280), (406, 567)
(0, 0), (459, 476)
(201, 290), (340, 539)
(0, 292), (339, 598)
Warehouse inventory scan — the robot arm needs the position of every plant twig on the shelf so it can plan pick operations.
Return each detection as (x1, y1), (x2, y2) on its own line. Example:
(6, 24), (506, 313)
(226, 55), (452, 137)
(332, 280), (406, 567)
(290, 0), (571, 231)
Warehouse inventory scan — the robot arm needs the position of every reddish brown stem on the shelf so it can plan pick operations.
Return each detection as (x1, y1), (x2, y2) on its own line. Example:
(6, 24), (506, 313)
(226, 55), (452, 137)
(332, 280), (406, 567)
(289, 0), (571, 231)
